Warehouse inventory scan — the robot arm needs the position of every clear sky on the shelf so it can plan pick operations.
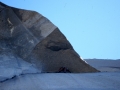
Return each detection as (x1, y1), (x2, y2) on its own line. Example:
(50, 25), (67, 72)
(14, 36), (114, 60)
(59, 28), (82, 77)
(1, 0), (120, 59)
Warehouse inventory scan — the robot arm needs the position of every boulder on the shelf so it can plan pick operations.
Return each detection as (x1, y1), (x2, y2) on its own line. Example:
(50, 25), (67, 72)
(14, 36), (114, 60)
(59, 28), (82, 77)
(0, 2), (99, 74)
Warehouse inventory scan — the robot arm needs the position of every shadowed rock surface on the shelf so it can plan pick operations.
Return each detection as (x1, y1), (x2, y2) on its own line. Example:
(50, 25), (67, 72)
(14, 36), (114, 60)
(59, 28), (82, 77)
(26, 28), (98, 73)
(0, 2), (98, 80)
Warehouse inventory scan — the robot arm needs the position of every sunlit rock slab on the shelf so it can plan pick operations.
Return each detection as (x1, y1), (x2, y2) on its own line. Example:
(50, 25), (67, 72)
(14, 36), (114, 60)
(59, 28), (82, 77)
(0, 50), (40, 82)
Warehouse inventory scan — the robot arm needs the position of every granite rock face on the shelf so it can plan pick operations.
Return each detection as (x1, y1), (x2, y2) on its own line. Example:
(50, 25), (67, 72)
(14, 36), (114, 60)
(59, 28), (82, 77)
(27, 29), (98, 73)
(0, 2), (56, 59)
(0, 2), (98, 79)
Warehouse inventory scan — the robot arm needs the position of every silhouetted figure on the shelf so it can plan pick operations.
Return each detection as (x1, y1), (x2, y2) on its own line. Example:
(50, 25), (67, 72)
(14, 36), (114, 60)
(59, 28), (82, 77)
(58, 67), (71, 73)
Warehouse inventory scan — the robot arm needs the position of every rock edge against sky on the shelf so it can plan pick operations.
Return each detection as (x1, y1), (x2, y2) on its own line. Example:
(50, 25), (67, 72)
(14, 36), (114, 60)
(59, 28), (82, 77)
(0, 2), (98, 81)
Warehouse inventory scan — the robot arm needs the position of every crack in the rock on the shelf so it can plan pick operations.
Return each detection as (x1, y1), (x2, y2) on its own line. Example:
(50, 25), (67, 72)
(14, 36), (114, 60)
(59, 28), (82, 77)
(0, 72), (41, 83)
(0, 75), (16, 83)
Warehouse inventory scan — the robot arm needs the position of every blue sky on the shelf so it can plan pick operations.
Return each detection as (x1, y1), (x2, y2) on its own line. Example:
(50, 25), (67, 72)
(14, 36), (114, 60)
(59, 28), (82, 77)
(1, 0), (120, 59)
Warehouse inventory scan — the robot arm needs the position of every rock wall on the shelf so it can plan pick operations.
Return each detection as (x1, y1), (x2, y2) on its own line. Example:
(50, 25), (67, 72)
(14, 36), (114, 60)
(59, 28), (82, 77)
(26, 28), (98, 73)
(0, 2), (99, 75)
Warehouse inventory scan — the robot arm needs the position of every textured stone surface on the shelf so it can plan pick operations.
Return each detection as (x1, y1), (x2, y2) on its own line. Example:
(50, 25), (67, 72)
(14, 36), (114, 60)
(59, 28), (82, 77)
(0, 2), (98, 75)
(1, 72), (120, 90)
(26, 28), (98, 73)
(0, 51), (40, 82)
(0, 2), (56, 59)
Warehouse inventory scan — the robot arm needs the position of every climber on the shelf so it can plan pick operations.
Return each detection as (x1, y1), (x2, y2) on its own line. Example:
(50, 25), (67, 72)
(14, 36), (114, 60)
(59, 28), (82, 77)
(57, 67), (71, 73)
